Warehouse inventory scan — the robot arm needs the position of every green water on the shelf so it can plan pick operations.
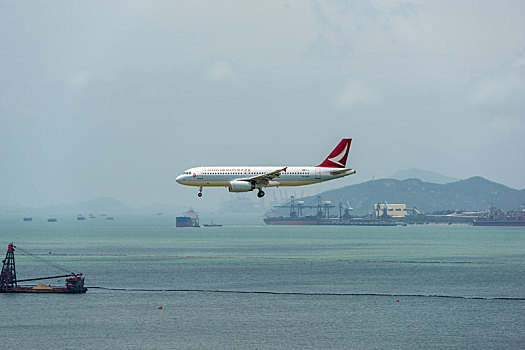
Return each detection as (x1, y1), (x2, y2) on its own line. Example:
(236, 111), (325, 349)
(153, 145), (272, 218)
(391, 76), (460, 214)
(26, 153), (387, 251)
(1, 214), (524, 349)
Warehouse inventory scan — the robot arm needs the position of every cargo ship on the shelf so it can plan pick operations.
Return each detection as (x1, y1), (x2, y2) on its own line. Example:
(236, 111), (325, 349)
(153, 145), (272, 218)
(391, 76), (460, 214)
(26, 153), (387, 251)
(473, 205), (525, 226)
(318, 218), (400, 226)
(264, 216), (399, 226)
(264, 215), (320, 225)
(176, 208), (200, 227)
(264, 196), (404, 226)
(263, 196), (328, 225)
(0, 243), (87, 294)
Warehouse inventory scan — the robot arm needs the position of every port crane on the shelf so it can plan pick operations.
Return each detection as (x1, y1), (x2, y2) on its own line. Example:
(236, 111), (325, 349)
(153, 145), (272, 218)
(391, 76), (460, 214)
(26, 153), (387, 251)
(339, 201), (353, 219)
(0, 243), (87, 293)
(272, 196), (337, 218)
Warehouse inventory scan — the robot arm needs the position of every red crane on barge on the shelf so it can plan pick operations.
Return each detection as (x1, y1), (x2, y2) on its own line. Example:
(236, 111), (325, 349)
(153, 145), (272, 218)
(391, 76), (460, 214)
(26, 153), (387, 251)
(0, 243), (87, 293)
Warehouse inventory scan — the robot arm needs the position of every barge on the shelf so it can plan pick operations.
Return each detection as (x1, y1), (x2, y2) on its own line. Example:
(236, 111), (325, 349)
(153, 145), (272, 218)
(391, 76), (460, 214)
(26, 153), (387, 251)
(0, 243), (87, 294)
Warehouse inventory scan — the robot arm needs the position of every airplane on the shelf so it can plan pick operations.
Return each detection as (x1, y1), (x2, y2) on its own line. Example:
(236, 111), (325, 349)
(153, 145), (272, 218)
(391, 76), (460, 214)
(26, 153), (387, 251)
(175, 138), (356, 198)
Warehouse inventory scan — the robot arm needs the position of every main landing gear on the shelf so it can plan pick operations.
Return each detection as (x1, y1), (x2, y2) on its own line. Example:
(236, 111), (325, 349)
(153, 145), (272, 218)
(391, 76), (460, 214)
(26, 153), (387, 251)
(198, 187), (203, 197)
(257, 189), (265, 198)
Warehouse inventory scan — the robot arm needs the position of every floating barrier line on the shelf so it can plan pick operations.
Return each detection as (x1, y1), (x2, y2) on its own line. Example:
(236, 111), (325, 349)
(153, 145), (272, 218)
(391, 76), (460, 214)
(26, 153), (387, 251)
(87, 287), (524, 300)
(18, 254), (522, 265)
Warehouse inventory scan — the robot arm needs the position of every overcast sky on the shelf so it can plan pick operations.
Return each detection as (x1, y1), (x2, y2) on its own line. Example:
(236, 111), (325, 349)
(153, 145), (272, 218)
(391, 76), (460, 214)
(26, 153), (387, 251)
(1, 0), (524, 210)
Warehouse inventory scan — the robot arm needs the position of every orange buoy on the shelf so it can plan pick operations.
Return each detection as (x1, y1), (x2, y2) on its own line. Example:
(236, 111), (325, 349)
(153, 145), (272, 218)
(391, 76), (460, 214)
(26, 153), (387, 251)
(158, 306), (163, 309)
(396, 299), (399, 302)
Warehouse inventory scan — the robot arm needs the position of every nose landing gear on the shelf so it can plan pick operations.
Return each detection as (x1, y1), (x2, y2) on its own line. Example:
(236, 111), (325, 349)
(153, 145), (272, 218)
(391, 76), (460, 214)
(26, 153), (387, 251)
(257, 189), (265, 198)
(198, 187), (203, 197)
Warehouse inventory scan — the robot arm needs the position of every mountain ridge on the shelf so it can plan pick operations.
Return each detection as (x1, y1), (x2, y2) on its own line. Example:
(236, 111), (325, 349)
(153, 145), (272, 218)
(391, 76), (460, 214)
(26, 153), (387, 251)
(298, 176), (525, 215)
(388, 169), (459, 184)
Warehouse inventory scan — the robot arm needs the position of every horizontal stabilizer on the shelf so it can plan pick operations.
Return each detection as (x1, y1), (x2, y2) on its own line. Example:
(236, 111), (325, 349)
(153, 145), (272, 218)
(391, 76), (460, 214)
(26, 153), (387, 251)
(330, 169), (356, 176)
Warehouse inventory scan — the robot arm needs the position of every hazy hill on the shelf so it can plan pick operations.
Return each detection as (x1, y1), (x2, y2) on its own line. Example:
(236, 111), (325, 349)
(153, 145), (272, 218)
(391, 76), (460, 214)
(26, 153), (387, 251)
(35, 197), (133, 214)
(388, 169), (459, 184)
(298, 177), (525, 215)
(1, 197), (191, 216)
(136, 203), (189, 215)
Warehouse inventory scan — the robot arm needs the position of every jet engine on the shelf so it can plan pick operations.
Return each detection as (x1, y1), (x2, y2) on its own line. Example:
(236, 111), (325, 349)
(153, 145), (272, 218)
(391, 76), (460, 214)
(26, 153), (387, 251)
(228, 181), (255, 192)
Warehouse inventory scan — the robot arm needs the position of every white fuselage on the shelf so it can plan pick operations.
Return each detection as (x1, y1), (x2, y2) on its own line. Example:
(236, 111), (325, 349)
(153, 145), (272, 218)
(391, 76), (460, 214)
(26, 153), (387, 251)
(176, 166), (356, 188)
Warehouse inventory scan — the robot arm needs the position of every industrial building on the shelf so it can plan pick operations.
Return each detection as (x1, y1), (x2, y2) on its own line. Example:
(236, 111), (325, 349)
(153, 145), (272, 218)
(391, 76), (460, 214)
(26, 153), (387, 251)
(374, 203), (407, 218)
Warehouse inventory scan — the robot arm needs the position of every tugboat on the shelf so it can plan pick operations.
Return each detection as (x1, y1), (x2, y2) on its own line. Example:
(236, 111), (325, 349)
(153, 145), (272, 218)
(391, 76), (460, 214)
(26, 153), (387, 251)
(0, 243), (87, 293)
(203, 220), (222, 227)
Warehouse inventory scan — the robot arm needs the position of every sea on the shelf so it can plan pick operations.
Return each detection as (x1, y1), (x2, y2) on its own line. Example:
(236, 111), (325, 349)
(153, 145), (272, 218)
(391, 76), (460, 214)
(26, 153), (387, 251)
(1, 214), (524, 349)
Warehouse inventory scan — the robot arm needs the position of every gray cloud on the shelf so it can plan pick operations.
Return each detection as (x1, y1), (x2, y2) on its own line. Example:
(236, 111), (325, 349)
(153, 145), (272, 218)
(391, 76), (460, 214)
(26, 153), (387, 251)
(1, 0), (524, 209)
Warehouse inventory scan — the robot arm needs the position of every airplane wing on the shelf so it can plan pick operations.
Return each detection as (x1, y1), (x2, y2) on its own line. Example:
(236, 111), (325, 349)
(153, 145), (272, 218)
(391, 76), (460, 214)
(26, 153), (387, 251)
(239, 167), (287, 185)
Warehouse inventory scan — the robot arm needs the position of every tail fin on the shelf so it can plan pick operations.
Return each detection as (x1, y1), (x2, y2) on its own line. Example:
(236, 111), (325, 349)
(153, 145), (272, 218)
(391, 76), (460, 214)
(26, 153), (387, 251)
(317, 138), (352, 168)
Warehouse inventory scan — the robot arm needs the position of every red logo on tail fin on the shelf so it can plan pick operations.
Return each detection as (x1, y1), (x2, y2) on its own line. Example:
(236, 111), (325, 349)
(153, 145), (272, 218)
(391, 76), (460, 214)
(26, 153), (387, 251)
(317, 139), (352, 168)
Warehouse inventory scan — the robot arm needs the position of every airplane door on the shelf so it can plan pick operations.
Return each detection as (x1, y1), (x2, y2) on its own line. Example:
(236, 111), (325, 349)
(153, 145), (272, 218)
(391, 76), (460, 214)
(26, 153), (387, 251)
(315, 168), (321, 179)
(197, 170), (203, 179)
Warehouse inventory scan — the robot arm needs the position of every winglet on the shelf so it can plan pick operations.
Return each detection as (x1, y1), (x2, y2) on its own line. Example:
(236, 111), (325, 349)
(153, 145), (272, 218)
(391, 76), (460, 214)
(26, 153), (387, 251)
(317, 139), (352, 168)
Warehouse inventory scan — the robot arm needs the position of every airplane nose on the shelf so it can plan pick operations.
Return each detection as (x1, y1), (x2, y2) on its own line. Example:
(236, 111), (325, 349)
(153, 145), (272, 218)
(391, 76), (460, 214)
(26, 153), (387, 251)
(176, 175), (183, 183)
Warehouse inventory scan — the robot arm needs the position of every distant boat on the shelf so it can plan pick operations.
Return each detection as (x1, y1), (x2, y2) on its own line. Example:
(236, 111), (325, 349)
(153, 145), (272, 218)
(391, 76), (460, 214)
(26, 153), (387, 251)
(106, 216), (114, 220)
(100, 214), (107, 217)
(77, 215), (86, 220)
(156, 212), (164, 216)
(203, 220), (222, 227)
(89, 213), (95, 219)
(23, 217), (33, 222)
(47, 218), (57, 222)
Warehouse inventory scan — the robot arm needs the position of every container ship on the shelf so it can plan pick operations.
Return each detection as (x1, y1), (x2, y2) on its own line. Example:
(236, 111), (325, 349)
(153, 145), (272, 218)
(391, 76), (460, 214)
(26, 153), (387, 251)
(176, 208), (200, 227)
(473, 205), (525, 226)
